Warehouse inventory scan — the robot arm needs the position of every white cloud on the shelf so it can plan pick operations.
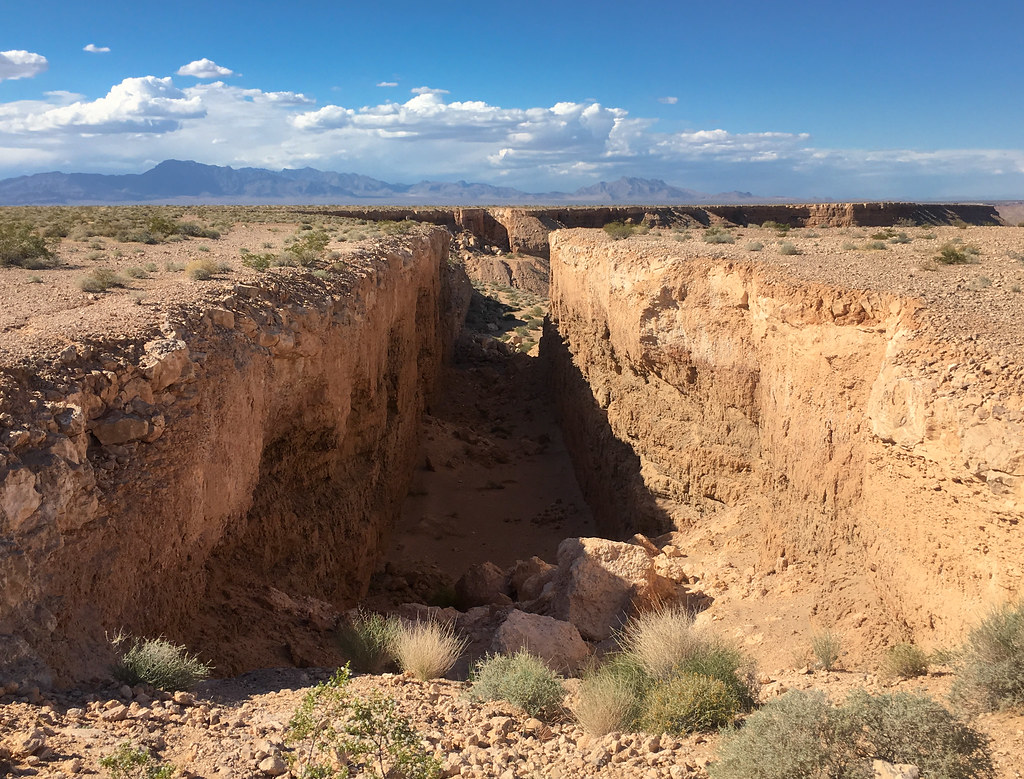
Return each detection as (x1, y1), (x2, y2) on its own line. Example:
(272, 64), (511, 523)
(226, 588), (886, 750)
(658, 96), (678, 104)
(83, 44), (110, 53)
(0, 76), (205, 133)
(377, 81), (398, 87)
(0, 50), (48, 82)
(0, 73), (1022, 198)
(176, 58), (236, 78)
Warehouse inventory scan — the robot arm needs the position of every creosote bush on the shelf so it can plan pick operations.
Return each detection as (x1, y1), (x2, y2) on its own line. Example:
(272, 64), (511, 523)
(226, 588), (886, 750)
(335, 610), (399, 674)
(711, 689), (994, 779)
(287, 229), (331, 265)
(951, 599), (1024, 713)
(391, 620), (466, 681)
(468, 650), (566, 718)
(286, 665), (440, 779)
(99, 742), (174, 779)
(880, 643), (929, 680)
(111, 634), (211, 691)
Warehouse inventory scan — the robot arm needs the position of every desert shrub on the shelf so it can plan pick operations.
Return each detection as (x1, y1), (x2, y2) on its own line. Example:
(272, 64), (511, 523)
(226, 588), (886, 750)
(704, 227), (736, 244)
(618, 607), (704, 679)
(880, 643), (929, 680)
(871, 229), (897, 240)
(0, 221), (54, 268)
(841, 241), (858, 250)
(844, 690), (993, 779)
(99, 742), (174, 779)
(889, 231), (912, 244)
(711, 689), (993, 779)
(935, 242), (980, 264)
(176, 222), (220, 239)
(641, 671), (742, 735)
(864, 240), (888, 250)
(950, 599), (1024, 713)
(573, 654), (651, 735)
(287, 229), (330, 265)
(391, 620), (466, 681)
(185, 257), (218, 280)
(811, 629), (843, 670)
(603, 221), (639, 240)
(745, 241), (763, 251)
(468, 650), (565, 718)
(286, 666), (440, 779)
(335, 610), (398, 674)
(675, 640), (757, 709)
(125, 266), (149, 279)
(241, 252), (275, 271)
(762, 220), (791, 233)
(111, 635), (211, 691)
(778, 241), (800, 255)
(79, 268), (126, 293)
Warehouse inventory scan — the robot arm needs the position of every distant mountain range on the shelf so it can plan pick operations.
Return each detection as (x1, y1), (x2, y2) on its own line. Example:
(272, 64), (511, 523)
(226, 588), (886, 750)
(0, 160), (780, 206)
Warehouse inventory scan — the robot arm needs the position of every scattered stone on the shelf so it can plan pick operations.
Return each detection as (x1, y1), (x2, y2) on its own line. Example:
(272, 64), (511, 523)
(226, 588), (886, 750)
(258, 754), (288, 776)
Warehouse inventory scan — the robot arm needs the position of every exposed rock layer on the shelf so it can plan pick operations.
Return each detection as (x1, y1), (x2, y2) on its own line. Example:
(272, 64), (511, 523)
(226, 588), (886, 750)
(0, 232), (470, 683)
(546, 230), (1022, 649)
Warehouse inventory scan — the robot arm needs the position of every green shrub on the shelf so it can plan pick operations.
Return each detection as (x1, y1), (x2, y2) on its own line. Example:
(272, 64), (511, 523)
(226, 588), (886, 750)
(603, 221), (642, 240)
(889, 231), (912, 244)
(125, 266), (149, 279)
(391, 620), (466, 681)
(935, 242), (980, 264)
(111, 635), (211, 691)
(762, 220), (791, 233)
(287, 229), (331, 265)
(185, 257), (218, 280)
(78, 268), (126, 293)
(641, 671), (742, 735)
(704, 227), (736, 244)
(241, 252), (275, 271)
(880, 643), (929, 680)
(711, 689), (993, 779)
(778, 241), (800, 255)
(99, 742), (174, 779)
(573, 654), (651, 735)
(811, 629), (843, 670)
(335, 610), (398, 674)
(468, 650), (566, 718)
(951, 599), (1024, 713)
(675, 641), (757, 709)
(0, 221), (54, 268)
(286, 666), (441, 779)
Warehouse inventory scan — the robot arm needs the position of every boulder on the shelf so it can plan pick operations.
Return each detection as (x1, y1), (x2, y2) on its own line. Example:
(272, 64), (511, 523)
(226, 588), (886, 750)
(492, 610), (589, 673)
(507, 556), (556, 602)
(872, 761), (920, 779)
(551, 537), (678, 641)
(90, 411), (150, 446)
(455, 562), (511, 610)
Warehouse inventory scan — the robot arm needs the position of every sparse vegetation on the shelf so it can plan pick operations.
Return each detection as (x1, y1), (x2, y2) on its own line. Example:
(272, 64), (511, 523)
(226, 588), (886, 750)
(0, 221), (55, 268)
(951, 599), (1024, 713)
(863, 240), (888, 250)
(78, 268), (127, 293)
(111, 634), (211, 691)
(778, 241), (800, 255)
(185, 257), (219, 280)
(573, 655), (650, 736)
(99, 742), (174, 779)
(936, 242), (981, 264)
(603, 221), (646, 240)
(335, 610), (398, 674)
(641, 671), (742, 735)
(762, 220), (791, 233)
(745, 240), (763, 251)
(711, 689), (993, 779)
(286, 666), (441, 779)
(810, 628), (843, 671)
(880, 643), (929, 680)
(391, 620), (466, 681)
(704, 226), (736, 244)
(468, 650), (566, 718)
(286, 229), (331, 265)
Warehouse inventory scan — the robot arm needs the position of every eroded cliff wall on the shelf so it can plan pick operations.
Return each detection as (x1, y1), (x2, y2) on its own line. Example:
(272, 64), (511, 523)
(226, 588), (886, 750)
(547, 230), (1022, 648)
(0, 231), (470, 683)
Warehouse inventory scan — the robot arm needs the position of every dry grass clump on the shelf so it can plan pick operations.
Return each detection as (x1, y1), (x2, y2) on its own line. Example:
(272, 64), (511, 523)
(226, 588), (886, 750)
(935, 241), (981, 264)
(573, 656), (648, 736)
(391, 620), (466, 681)
(185, 256), (219, 280)
(810, 628), (843, 670)
(880, 643), (929, 680)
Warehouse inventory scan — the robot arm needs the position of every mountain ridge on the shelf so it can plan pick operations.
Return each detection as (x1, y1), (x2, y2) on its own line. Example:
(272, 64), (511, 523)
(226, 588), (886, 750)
(0, 160), (783, 206)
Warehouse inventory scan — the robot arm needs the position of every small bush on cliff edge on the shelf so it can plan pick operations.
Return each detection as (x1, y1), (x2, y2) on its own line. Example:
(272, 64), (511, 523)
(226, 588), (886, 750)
(111, 633), (211, 691)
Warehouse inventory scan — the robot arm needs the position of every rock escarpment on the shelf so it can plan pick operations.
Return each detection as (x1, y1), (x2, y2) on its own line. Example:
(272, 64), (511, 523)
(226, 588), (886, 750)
(546, 230), (1022, 649)
(0, 231), (469, 684)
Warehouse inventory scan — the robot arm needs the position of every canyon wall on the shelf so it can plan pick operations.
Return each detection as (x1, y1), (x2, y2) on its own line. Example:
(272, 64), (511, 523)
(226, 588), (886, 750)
(0, 232), (470, 684)
(546, 230), (1022, 648)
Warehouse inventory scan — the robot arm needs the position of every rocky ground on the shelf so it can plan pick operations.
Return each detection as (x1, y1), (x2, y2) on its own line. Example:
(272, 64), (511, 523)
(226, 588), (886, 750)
(2, 211), (1024, 777)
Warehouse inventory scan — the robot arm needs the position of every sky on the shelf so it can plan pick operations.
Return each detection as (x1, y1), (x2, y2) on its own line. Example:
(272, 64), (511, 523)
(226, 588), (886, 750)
(1, 0), (1023, 200)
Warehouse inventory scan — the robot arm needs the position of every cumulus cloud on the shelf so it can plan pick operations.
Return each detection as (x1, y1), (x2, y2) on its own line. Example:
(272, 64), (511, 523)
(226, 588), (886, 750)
(0, 50), (48, 82)
(176, 58), (236, 78)
(658, 96), (678, 104)
(0, 76), (205, 134)
(377, 81), (398, 87)
(83, 44), (110, 53)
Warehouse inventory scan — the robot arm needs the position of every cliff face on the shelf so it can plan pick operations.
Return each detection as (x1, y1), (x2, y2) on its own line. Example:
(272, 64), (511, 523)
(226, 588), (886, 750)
(547, 230), (1022, 648)
(0, 232), (470, 684)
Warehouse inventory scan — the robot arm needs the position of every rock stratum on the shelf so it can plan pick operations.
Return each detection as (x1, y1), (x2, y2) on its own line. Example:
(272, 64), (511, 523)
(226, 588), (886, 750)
(0, 231), (470, 684)
(546, 229), (1022, 653)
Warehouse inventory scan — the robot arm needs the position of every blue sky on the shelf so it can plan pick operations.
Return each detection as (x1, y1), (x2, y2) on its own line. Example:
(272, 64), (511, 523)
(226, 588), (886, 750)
(1, 0), (1022, 199)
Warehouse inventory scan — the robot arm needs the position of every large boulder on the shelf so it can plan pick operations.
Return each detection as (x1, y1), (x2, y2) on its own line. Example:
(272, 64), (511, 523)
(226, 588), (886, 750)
(551, 537), (678, 641)
(492, 610), (589, 673)
(455, 562), (512, 610)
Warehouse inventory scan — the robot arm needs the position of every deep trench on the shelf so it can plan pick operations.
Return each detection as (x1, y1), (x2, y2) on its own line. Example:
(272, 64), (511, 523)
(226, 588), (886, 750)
(367, 281), (598, 608)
